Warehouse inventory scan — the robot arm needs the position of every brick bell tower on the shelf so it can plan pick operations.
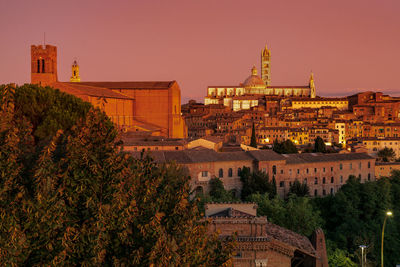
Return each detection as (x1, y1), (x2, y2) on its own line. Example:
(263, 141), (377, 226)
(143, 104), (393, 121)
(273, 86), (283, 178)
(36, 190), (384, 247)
(31, 44), (58, 86)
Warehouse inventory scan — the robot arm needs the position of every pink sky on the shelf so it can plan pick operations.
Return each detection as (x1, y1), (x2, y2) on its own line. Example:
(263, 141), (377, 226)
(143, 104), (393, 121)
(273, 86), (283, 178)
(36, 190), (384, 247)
(1, 0), (399, 103)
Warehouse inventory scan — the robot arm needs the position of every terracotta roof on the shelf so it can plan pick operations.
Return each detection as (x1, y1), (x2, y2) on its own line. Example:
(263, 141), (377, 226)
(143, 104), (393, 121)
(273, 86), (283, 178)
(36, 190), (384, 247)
(208, 208), (256, 218)
(246, 150), (286, 161)
(282, 152), (374, 164)
(376, 162), (400, 166)
(130, 149), (254, 164)
(77, 81), (175, 90)
(266, 222), (316, 256)
(266, 86), (310, 89)
(51, 82), (132, 100)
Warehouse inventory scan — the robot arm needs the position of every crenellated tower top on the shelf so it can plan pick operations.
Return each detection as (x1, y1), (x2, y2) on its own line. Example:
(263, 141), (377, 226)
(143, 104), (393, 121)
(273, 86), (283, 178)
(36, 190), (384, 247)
(31, 44), (58, 86)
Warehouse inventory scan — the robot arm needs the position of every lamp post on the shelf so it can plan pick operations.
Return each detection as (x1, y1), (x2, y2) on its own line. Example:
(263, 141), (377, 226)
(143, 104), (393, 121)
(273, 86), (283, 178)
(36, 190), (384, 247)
(359, 245), (367, 267)
(381, 211), (393, 267)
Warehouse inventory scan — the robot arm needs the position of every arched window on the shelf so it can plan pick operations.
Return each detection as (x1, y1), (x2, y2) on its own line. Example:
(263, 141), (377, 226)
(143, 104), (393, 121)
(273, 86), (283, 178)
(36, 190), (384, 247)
(368, 162), (371, 168)
(219, 168), (223, 178)
(314, 178), (318, 184)
(331, 177), (334, 183)
(37, 59), (41, 73)
(304, 178), (307, 184)
(272, 165), (277, 175)
(237, 168), (241, 176)
(323, 189), (326, 196)
(314, 189), (318, 196)
(42, 59), (45, 73)
(330, 188), (334, 194)
(228, 168), (233, 177)
(368, 173), (371, 181)
(323, 177), (326, 184)
(340, 163), (343, 170)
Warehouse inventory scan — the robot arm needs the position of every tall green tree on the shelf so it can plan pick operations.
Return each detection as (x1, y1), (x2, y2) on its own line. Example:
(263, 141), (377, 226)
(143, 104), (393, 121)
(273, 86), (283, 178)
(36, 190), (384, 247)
(288, 180), (310, 197)
(248, 193), (322, 236)
(240, 167), (276, 200)
(0, 84), (235, 266)
(208, 177), (237, 202)
(273, 139), (298, 154)
(250, 122), (257, 148)
(314, 136), (327, 153)
(378, 147), (396, 162)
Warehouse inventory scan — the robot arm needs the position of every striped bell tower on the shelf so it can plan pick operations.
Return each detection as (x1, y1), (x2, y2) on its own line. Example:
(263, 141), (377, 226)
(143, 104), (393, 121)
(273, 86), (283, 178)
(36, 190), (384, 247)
(261, 44), (271, 86)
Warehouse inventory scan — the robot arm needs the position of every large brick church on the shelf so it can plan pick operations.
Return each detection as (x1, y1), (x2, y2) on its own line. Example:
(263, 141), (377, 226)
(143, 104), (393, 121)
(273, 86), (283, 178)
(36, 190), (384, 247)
(30, 44), (186, 138)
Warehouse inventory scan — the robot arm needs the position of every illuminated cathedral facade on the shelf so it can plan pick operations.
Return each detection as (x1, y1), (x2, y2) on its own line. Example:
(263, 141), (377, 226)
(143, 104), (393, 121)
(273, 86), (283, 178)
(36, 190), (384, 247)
(205, 45), (316, 111)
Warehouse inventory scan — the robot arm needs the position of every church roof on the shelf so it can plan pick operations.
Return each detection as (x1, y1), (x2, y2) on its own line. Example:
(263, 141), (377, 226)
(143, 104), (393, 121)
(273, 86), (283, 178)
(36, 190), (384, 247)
(76, 81), (176, 90)
(265, 222), (316, 257)
(51, 82), (133, 100)
(243, 66), (265, 88)
(243, 75), (265, 88)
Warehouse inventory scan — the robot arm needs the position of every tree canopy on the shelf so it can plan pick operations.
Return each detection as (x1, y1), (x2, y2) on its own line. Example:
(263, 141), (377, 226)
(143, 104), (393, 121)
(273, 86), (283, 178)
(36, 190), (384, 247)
(378, 147), (396, 162)
(272, 139), (298, 154)
(239, 167), (276, 200)
(288, 180), (310, 197)
(314, 136), (327, 153)
(0, 84), (234, 266)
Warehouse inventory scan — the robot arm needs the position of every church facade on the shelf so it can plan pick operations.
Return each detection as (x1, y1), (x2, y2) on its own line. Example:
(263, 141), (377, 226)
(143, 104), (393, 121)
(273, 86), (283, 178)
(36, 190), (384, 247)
(205, 45), (316, 111)
(30, 44), (186, 138)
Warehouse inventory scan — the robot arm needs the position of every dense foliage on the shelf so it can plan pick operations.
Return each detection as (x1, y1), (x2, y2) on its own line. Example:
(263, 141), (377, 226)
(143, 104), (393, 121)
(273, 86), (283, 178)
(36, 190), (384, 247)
(313, 136), (326, 153)
(313, 173), (400, 266)
(239, 167), (276, 200)
(378, 147), (396, 162)
(0, 84), (234, 266)
(288, 180), (310, 197)
(247, 193), (322, 236)
(272, 139), (298, 154)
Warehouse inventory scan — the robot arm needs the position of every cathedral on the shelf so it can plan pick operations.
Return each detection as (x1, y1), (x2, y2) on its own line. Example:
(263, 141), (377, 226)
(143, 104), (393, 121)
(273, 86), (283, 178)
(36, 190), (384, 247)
(30, 44), (186, 138)
(205, 45), (316, 111)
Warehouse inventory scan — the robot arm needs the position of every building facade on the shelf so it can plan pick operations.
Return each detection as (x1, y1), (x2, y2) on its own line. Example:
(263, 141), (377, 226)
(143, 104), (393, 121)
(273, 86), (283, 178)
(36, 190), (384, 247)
(205, 203), (328, 267)
(204, 45), (316, 111)
(30, 44), (186, 138)
(133, 149), (376, 198)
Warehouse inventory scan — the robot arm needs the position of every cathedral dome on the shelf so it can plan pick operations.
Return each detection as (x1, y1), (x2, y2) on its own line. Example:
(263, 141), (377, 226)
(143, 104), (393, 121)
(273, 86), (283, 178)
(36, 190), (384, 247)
(243, 66), (265, 88)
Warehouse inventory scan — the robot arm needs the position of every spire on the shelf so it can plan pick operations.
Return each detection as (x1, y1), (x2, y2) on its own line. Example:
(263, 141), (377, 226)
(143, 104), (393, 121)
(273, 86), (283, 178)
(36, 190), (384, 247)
(262, 44), (270, 57)
(251, 65), (258, 76)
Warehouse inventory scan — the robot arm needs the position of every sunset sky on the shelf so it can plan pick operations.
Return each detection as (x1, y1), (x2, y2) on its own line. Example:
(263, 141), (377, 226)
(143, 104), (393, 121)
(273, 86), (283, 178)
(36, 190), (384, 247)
(1, 0), (399, 102)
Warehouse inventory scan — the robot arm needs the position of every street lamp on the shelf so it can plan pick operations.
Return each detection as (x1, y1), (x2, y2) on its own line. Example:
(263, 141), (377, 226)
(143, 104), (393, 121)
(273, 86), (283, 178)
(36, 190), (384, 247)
(359, 245), (367, 267)
(381, 211), (393, 267)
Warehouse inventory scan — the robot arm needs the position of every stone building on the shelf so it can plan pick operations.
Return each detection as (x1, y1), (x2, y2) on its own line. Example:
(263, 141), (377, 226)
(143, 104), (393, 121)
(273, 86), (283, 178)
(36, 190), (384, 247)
(205, 202), (328, 267)
(30, 44), (186, 139)
(133, 149), (376, 198)
(375, 162), (400, 178)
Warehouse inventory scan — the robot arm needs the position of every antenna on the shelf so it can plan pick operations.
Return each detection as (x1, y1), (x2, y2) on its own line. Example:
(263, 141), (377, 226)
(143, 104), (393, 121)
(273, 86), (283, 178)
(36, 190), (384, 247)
(43, 32), (46, 47)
